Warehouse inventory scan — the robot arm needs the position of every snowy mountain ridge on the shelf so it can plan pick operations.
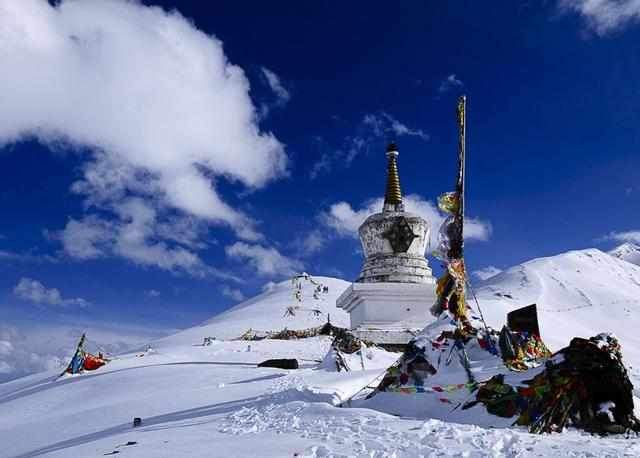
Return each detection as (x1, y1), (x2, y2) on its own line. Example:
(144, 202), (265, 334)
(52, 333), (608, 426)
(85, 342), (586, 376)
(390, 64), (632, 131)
(609, 242), (640, 267)
(477, 248), (640, 354)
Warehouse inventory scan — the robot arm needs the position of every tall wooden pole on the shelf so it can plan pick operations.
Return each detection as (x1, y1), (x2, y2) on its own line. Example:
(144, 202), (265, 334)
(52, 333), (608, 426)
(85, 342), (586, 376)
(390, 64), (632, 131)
(451, 95), (466, 260)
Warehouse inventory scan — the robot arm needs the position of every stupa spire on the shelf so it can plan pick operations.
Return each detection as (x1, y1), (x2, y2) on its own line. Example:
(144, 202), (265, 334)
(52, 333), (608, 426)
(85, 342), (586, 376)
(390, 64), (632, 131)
(383, 142), (404, 212)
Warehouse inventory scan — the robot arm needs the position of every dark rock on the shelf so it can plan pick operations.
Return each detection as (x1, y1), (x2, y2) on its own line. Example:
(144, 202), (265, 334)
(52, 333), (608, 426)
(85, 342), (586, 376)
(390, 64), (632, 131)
(257, 359), (299, 370)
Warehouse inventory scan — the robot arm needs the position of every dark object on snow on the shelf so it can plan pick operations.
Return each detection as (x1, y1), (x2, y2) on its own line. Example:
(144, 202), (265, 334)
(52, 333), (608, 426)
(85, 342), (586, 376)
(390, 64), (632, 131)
(329, 328), (370, 354)
(524, 334), (640, 434)
(498, 325), (550, 371)
(507, 304), (540, 336)
(133, 417), (142, 427)
(375, 341), (438, 393)
(119, 441), (138, 447)
(469, 333), (640, 435)
(257, 358), (299, 370)
(237, 322), (349, 341)
(325, 328), (378, 372)
(498, 326), (516, 361)
(464, 374), (518, 418)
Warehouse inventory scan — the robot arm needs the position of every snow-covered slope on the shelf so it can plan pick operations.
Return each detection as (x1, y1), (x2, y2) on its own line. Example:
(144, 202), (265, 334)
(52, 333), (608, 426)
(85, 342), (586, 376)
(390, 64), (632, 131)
(609, 242), (640, 266)
(154, 276), (350, 347)
(476, 248), (640, 385)
(4, 334), (635, 457)
(4, 258), (640, 456)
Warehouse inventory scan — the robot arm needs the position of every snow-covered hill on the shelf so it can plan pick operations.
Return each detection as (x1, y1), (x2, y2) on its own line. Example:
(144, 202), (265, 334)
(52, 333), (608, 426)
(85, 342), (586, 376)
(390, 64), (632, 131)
(154, 276), (350, 347)
(476, 248), (640, 388)
(477, 249), (640, 338)
(3, 258), (640, 456)
(610, 242), (640, 266)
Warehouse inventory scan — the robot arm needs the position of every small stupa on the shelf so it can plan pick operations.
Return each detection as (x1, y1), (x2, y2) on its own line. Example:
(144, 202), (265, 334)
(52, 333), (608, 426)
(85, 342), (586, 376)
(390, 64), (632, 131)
(336, 143), (437, 345)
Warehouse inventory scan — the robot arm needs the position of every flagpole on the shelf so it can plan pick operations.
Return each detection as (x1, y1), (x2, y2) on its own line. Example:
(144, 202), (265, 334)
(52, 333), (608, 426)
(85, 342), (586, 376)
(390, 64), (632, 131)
(457, 95), (467, 258)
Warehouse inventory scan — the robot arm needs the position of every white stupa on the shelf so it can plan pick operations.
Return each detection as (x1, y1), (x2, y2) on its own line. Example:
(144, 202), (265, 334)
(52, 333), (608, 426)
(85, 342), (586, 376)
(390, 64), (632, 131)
(336, 143), (437, 344)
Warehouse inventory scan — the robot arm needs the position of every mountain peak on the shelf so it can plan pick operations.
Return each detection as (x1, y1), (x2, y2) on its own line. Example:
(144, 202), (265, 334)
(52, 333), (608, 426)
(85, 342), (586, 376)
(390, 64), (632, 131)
(608, 242), (640, 266)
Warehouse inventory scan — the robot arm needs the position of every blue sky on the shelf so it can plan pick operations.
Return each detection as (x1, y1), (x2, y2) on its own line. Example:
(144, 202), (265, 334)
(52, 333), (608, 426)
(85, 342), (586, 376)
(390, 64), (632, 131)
(0, 0), (639, 330)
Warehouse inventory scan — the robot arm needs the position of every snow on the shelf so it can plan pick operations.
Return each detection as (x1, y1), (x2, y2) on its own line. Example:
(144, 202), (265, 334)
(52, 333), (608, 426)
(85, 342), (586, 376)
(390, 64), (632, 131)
(3, 336), (639, 457)
(474, 248), (640, 393)
(154, 276), (350, 347)
(609, 242), (640, 267)
(2, 251), (640, 456)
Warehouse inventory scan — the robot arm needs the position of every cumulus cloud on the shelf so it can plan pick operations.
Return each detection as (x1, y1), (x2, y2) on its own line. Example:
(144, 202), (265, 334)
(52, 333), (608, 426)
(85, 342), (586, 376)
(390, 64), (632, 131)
(13, 277), (89, 307)
(472, 266), (503, 281)
(321, 194), (491, 250)
(0, 325), (63, 382)
(59, 215), (112, 260)
(601, 230), (640, 244)
(0, 0), (287, 272)
(56, 198), (241, 281)
(559, 0), (640, 34)
(0, 321), (168, 383)
(226, 242), (303, 277)
(221, 285), (245, 302)
(438, 74), (464, 94)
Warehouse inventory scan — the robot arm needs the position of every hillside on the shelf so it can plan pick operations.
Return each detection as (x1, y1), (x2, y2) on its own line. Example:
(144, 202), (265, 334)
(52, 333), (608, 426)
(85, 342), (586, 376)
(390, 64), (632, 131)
(154, 276), (350, 347)
(475, 248), (640, 387)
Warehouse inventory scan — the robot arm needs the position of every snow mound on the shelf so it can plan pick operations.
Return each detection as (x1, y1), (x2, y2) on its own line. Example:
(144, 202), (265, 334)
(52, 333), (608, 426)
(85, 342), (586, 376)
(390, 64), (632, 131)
(609, 242), (640, 267)
(154, 276), (350, 347)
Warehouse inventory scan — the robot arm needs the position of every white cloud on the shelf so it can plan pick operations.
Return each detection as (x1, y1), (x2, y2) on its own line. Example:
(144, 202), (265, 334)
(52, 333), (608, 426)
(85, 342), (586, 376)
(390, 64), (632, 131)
(145, 289), (161, 298)
(309, 152), (332, 180)
(0, 321), (168, 383)
(438, 74), (464, 94)
(293, 230), (328, 257)
(0, 0), (286, 269)
(309, 113), (428, 179)
(226, 242), (303, 277)
(57, 198), (241, 281)
(363, 112), (429, 141)
(321, 194), (491, 250)
(559, 0), (640, 34)
(13, 277), (89, 307)
(221, 285), (245, 302)
(59, 215), (112, 260)
(0, 249), (57, 263)
(472, 266), (503, 281)
(0, 325), (63, 382)
(261, 67), (290, 106)
(601, 230), (640, 244)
